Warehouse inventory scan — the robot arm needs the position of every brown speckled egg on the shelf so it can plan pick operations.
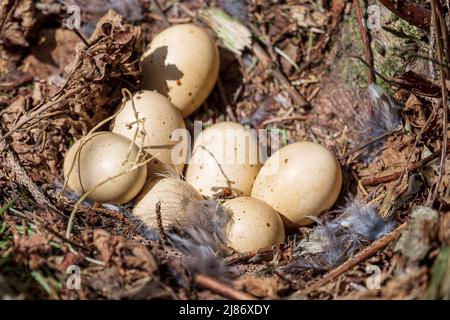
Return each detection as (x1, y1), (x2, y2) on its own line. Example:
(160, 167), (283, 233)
(63, 132), (147, 204)
(224, 197), (285, 253)
(141, 24), (220, 117)
(185, 122), (261, 197)
(133, 177), (203, 228)
(111, 90), (186, 179)
(251, 141), (342, 228)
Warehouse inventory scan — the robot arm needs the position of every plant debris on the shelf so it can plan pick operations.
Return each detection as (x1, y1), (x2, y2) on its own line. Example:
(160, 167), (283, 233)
(0, 0), (449, 300)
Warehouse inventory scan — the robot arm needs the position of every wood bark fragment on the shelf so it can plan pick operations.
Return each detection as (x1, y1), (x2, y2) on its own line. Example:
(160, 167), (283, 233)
(195, 273), (256, 300)
(378, 0), (431, 31)
(0, 140), (55, 209)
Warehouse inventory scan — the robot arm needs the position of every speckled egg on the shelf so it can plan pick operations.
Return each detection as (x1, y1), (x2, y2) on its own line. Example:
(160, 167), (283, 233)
(224, 197), (285, 252)
(141, 24), (220, 117)
(111, 90), (186, 179)
(251, 141), (342, 227)
(185, 122), (261, 197)
(63, 132), (147, 204)
(133, 177), (203, 228)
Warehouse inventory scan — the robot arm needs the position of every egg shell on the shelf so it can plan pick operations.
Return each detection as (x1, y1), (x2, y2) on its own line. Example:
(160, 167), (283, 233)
(63, 132), (147, 204)
(185, 122), (261, 197)
(224, 197), (285, 253)
(133, 177), (203, 228)
(111, 90), (186, 179)
(251, 141), (342, 227)
(141, 24), (220, 117)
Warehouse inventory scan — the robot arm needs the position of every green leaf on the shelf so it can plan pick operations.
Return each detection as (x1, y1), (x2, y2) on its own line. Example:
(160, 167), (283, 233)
(0, 197), (17, 217)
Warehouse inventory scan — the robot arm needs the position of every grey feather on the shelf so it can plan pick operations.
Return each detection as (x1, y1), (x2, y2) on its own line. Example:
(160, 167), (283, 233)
(167, 199), (231, 278)
(280, 197), (396, 273)
(355, 84), (401, 162)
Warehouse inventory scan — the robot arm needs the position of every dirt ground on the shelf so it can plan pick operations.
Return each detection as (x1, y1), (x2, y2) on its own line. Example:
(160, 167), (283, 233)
(0, 0), (449, 300)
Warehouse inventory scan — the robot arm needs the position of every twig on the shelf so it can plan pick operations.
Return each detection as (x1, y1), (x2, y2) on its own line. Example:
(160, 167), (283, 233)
(225, 247), (274, 265)
(261, 115), (308, 127)
(0, 84), (91, 145)
(151, 0), (171, 28)
(0, 140), (61, 216)
(292, 222), (408, 298)
(0, 73), (33, 89)
(252, 42), (309, 109)
(339, 131), (393, 160)
(429, 0), (449, 205)
(353, 0), (374, 88)
(194, 273), (256, 300)
(8, 208), (86, 251)
(155, 201), (167, 246)
(71, 28), (89, 47)
(217, 78), (238, 122)
(361, 143), (450, 186)
(147, 13), (192, 24)
(434, 1), (450, 78)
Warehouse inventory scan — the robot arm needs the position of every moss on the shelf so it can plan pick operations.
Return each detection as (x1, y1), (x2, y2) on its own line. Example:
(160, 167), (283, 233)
(338, 10), (368, 90)
(394, 18), (424, 41)
(326, 1), (427, 94)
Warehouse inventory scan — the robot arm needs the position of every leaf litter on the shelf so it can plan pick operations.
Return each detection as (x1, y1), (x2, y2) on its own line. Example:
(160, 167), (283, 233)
(0, 0), (449, 300)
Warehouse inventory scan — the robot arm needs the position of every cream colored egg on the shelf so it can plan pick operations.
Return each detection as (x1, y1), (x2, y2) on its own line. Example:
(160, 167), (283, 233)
(111, 90), (186, 179)
(141, 24), (220, 117)
(63, 132), (147, 204)
(133, 177), (203, 228)
(251, 141), (342, 228)
(185, 122), (261, 197)
(224, 197), (285, 253)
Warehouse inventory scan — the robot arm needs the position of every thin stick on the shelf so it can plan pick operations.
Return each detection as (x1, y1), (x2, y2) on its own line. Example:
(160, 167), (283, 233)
(339, 131), (393, 160)
(353, 0), (374, 87)
(151, 0), (171, 28)
(253, 43), (308, 109)
(261, 115), (308, 127)
(362, 143), (450, 186)
(293, 222), (408, 298)
(155, 201), (167, 246)
(71, 28), (90, 47)
(429, 0), (449, 205)
(194, 273), (256, 300)
(225, 247), (274, 265)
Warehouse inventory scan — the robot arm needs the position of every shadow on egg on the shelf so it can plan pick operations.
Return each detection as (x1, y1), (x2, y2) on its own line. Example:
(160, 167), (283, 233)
(142, 46), (184, 98)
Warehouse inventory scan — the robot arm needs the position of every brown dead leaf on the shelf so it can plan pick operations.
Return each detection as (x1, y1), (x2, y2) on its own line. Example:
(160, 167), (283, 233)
(402, 94), (426, 127)
(1, 0), (40, 48)
(13, 233), (51, 269)
(235, 275), (283, 298)
(22, 29), (79, 79)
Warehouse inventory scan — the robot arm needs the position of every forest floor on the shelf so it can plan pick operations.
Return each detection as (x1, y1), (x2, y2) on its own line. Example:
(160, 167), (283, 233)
(0, 0), (449, 300)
